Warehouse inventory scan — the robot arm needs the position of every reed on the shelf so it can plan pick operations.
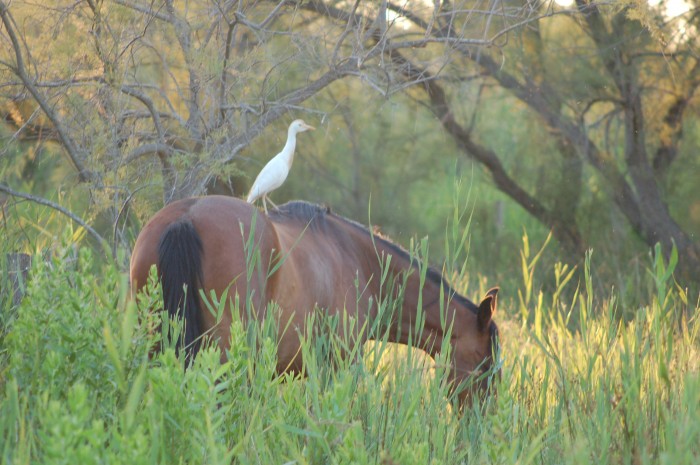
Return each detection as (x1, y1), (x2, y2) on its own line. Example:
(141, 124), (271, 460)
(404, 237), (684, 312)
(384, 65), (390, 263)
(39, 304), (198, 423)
(0, 221), (698, 464)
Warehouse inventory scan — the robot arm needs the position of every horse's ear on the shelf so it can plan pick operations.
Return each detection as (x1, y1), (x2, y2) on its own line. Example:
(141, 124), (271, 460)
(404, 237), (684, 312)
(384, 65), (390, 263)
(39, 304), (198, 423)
(477, 287), (498, 331)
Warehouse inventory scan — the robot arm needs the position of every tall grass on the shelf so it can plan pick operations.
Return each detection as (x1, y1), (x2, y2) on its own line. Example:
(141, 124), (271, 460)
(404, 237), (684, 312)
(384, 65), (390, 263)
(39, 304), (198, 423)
(0, 231), (698, 464)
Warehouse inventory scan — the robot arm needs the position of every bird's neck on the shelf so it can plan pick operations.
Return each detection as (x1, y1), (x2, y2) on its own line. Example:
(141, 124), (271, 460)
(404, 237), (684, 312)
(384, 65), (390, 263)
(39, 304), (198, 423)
(280, 131), (297, 166)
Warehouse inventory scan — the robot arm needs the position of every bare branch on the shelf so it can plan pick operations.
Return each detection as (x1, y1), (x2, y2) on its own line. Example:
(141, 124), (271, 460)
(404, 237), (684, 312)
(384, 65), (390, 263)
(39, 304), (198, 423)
(120, 84), (166, 140)
(223, 60), (362, 163)
(0, 183), (108, 250)
(112, 0), (171, 22)
(121, 143), (175, 165)
(259, 0), (292, 29)
(0, 2), (95, 182)
(163, 0), (202, 136)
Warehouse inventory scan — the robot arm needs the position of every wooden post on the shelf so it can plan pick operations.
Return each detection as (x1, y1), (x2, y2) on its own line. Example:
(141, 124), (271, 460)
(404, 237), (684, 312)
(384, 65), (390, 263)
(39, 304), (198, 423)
(5, 253), (31, 307)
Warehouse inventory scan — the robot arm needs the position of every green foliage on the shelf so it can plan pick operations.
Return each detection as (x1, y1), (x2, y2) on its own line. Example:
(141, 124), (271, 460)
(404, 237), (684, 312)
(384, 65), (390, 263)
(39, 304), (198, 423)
(4, 1), (699, 291)
(0, 235), (698, 464)
(503, 252), (700, 465)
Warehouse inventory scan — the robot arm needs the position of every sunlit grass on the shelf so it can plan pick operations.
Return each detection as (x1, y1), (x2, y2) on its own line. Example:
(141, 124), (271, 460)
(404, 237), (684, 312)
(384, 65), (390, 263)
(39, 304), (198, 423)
(0, 233), (698, 464)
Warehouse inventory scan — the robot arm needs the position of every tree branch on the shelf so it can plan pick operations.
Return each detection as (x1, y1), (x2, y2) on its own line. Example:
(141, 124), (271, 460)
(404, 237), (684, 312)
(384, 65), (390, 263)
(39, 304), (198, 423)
(164, 0), (202, 137)
(391, 50), (583, 251)
(112, 0), (171, 22)
(0, 183), (108, 250)
(122, 143), (175, 165)
(222, 59), (362, 164)
(653, 59), (700, 175)
(120, 84), (167, 141)
(0, 2), (95, 182)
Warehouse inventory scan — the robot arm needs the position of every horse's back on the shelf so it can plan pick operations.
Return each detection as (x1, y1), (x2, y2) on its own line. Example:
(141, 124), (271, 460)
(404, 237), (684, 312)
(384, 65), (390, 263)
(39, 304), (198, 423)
(130, 197), (200, 290)
(130, 196), (279, 309)
(131, 197), (372, 371)
(266, 203), (378, 337)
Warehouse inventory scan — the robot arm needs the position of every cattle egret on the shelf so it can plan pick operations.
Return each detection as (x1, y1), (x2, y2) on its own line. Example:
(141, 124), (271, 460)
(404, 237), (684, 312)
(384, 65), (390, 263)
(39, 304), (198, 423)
(246, 119), (315, 213)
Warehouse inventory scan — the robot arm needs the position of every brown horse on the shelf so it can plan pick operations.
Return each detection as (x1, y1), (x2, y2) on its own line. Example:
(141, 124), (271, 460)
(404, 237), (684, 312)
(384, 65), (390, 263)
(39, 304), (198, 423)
(130, 196), (499, 403)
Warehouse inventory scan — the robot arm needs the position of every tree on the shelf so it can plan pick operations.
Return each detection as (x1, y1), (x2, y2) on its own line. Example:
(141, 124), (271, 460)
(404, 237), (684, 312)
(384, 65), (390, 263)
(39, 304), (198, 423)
(1, 0), (698, 283)
(305, 0), (700, 281)
(0, 0), (361, 250)
(0, 0), (522, 251)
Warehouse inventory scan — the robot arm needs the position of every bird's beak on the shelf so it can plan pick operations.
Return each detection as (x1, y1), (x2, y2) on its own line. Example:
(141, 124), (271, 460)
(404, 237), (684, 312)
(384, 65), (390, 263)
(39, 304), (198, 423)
(304, 123), (316, 131)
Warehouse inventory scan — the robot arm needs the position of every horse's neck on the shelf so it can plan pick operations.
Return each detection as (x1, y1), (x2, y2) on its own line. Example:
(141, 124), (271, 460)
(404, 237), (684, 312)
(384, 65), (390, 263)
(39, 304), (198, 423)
(374, 243), (458, 357)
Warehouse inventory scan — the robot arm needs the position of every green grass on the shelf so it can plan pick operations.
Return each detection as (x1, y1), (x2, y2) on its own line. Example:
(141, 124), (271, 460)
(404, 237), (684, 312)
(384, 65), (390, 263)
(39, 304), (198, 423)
(0, 239), (698, 464)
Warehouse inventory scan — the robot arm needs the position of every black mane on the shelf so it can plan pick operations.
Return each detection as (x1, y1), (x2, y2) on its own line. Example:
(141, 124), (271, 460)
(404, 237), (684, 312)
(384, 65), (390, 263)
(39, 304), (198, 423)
(269, 201), (331, 231)
(269, 200), (478, 313)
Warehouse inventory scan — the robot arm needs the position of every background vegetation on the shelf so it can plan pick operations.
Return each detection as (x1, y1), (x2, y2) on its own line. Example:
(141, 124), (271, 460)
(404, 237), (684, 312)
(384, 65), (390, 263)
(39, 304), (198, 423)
(0, 233), (698, 464)
(1, 1), (699, 463)
(1, 0), (699, 285)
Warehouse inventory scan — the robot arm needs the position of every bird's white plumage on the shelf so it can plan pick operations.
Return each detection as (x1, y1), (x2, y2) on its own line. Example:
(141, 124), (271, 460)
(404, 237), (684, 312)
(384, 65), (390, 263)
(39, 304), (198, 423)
(247, 119), (314, 213)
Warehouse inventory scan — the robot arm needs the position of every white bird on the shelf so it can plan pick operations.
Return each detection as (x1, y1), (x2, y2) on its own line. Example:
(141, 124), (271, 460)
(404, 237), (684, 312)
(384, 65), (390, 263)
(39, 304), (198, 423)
(247, 119), (315, 213)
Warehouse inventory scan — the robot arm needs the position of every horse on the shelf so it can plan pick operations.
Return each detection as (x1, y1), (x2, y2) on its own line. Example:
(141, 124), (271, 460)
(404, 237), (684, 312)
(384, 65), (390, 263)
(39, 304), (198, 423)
(130, 195), (500, 404)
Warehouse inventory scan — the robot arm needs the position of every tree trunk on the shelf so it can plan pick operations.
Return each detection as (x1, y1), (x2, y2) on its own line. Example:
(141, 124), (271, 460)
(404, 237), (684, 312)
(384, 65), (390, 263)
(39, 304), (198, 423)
(390, 50), (586, 260)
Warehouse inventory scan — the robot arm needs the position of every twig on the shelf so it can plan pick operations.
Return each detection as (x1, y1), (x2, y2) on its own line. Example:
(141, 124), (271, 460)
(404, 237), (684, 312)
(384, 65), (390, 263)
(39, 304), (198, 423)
(223, 60), (361, 163)
(0, 183), (108, 252)
(0, 2), (95, 183)
(112, 184), (152, 258)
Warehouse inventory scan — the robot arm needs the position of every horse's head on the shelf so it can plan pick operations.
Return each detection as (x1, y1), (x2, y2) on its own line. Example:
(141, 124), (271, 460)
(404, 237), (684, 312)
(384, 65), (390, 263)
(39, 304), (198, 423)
(451, 287), (500, 406)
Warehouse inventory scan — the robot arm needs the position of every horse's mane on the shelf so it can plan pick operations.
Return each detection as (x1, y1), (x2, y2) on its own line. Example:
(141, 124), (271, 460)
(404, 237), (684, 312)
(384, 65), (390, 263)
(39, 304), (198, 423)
(270, 201), (477, 312)
(268, 201), (332, 232)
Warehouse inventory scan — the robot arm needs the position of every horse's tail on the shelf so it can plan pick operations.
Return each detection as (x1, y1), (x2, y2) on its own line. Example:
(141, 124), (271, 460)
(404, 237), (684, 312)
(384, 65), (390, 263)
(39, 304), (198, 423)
(157, 220), (204, 363)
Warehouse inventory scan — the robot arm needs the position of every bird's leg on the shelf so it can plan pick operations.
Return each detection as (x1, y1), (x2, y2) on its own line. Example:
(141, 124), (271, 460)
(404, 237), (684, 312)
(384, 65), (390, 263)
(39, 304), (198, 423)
(262, 196), (269, 215)
(266, 196), (279, 210)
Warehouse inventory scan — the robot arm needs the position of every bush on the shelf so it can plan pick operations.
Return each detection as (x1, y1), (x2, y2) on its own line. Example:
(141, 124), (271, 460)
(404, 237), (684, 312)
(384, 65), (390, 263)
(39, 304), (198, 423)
(0, 241), (698, 464)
